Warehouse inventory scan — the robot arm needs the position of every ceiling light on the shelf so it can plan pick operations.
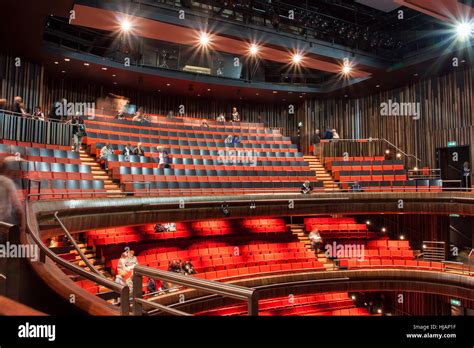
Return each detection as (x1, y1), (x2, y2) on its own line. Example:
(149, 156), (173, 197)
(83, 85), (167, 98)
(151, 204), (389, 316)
(166, 83), (171, 86)
(54, 61), (59, 65)
(456, 21), (473, 41)
(61, 70), (66, 73)
(400, 235), (405, 240)
(112, 74), (116, 77)
(366, 220), (371, 225)
(292, 53), (302, 64)
(120, 18), (132, 32)
(381, 227), (386, 232)
(207, 88), (211, 92)
(249, 43), (259, 56)
(342, 65), (352, 75)
(83, 62), (90, 66)
(396, 153), (402, 158)
(199, 32), (210, 46)
(101, 67), (108, 71)
(376, 84), (380, 88)
(64, 58), (70, 62)
(273, 91), (277, 94)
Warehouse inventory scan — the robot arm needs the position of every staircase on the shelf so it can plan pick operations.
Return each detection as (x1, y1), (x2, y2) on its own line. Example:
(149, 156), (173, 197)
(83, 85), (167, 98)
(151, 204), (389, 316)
(289, 224), (335, 270)
(303, 155), (339, 192)
(54, 241), (110, 281)
(78, 147), (123, 197)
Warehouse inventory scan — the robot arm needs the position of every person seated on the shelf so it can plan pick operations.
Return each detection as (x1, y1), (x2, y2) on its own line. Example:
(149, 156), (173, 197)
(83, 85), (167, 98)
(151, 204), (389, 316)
(158, 149), (171, 169)
(116, 110), (126, 119)
(300, 180), (313, 194)
(332, 129), (340, 139)
(122, 143), (133, 157)
(132, 107), (144, 122)
(224, 135), (233, 144)
(154, 223), (166, 232)
(168, 260), (183, 273)
(308, 229), (323, 256)
(147, 277), (156, 294)
(181, 260), (196, 275)
(216, 113), (226, 122)
(323, 128), (333, 140)
(100, 143), (113, 170)
(232, 135), (241, 144)
(133, 142), (145, 156)
(231, 107), (240, 122)
(351, 181), (362, 192)
(201, 120), (209, 128)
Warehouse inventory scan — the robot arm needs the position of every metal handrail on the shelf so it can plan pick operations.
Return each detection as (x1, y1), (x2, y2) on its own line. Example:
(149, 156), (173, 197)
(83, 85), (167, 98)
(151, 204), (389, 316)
(53, 211), (103, 277)
(24, 200), (130, 315)
(132, 265), (259, 316)
(321, 137), (421, 164)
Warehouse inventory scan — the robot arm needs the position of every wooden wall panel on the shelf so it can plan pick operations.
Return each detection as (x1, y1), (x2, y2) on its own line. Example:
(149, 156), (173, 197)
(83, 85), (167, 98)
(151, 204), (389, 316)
(1, 54), (472, 168)
(302, 67), (473, 168)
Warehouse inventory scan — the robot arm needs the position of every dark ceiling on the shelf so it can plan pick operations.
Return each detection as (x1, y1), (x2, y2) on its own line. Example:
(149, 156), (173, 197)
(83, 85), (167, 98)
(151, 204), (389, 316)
(0, 0), (472, 103)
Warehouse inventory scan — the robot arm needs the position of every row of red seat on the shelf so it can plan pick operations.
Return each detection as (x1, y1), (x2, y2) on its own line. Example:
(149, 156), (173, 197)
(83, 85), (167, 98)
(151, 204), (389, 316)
(196, 292), (354, 316)
(1, 139), (71, 151)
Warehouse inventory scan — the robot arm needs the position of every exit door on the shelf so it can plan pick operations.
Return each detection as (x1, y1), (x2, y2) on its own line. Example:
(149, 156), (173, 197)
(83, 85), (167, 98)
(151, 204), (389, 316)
(436, 146), (470, 189)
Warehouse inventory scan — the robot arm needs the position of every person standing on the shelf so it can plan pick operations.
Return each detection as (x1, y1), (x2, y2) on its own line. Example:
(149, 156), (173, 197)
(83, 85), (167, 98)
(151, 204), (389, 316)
(461, 161), (471, 191)
(312, 129), (321, 156)
(231, 107), (240, 122)
(68, 116), (86, 152)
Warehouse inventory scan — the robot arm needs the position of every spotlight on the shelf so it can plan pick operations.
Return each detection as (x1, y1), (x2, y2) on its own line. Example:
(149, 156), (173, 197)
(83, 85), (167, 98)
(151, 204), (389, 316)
(422, 244), (427, 249)
(381, 227), (386, 232)
(396, 153), (402, 158)
(199, 32), (210, 46)
(413, 167), (418, 171)
(83, 62), (90, 66)
(351, 295), (356, 300)
(456, 21), (473, 41)
(342, 64), (352, 75)
(249, 43), (259, 56)
(101, 67), (108, 71)
(292, 53), (302, 64)
(385, 149), (390, 154)
(64, 58), (70, 62)
(366, 220), (371, 225)
(377, 308), (383, 314)
(120, 18), (132, 32)
(400, 235), (405, 240)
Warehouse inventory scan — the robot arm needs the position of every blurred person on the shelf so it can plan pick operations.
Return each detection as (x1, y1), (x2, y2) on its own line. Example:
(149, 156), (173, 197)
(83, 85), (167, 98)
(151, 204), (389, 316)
(182, 260), (196, 275)
(231, 107), (240, 122)
(32, 106), (45, 120)
(122, 143), (133, 156)
(332, 129), (340, 139)
(67, 116), (86, 152)
(100, 143), (113, 170)
(0, 158), (22, 226)
(308, 229), (323, 256)
(323, 128), (333, 140)
(133, 142), (145, 156)
(312, 129), (321, 156)
(461, 161), (471, 191)
(216, 113), (226, 122)
(300, 180), (313, 194)
(132, 107), (144, 122)
(232, 135), (241, 144)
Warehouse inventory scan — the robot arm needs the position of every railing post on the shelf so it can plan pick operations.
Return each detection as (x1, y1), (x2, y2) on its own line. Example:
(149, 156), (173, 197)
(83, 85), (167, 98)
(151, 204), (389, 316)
(120, 285), (130, 316)
(132, 272), (143, 316)
(248, 290), (259, 316)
